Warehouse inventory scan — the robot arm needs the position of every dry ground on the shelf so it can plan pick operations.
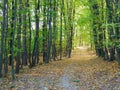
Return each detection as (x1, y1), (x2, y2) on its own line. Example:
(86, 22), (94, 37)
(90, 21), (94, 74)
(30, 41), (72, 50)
(0, 47), (120, 90)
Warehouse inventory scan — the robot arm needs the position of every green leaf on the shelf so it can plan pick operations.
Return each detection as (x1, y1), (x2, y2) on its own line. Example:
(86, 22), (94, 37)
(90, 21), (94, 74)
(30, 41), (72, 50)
(73, 79), (80, 83)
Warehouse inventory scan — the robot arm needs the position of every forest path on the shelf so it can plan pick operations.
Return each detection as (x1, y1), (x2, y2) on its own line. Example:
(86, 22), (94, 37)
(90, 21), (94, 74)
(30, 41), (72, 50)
(1, 47), (120, 90)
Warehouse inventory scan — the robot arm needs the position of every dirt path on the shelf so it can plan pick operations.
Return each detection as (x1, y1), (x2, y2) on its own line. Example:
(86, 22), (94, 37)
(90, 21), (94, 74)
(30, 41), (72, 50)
(1, 47), (120, 90)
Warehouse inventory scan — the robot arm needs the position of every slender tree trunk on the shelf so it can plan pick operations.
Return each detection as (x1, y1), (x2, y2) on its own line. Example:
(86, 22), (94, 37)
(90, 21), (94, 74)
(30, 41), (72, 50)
(0, 0), (8, 77)
(11, 0), (17, 80)
(43, 0), (48, 63)
(28, 0), (32, 67)
(22, 8), (27, 66)
(106, 0), (115, 61)
(60, 0), (63, 60)
(4, 0), (9, 76)
(46, 0), (52, 63)
(90, 0), (100, 56)
(16, 0), (22, 74)
(52, 0), (57, 61)
(68, 0), (74, 58)
(114, 0), (120, 66)
(32, 0), (40, 66)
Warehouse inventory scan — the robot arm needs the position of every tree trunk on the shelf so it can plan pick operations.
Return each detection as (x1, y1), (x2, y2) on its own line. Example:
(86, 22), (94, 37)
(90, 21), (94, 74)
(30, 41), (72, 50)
(16, 0), (22, 74)
(32, 0), (40, 67)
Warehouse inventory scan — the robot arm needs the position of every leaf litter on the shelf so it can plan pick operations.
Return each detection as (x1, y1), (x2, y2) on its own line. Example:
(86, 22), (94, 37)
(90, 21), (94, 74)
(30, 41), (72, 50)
(0, 47), (120, 90)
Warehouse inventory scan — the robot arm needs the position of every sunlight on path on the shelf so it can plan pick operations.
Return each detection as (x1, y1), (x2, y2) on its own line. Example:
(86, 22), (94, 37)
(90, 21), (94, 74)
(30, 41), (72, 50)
(77, 46), (90, 50)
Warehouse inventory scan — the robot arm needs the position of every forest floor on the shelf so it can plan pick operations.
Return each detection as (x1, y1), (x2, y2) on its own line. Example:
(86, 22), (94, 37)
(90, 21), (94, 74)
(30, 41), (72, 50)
(1, 47), (120, 90)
